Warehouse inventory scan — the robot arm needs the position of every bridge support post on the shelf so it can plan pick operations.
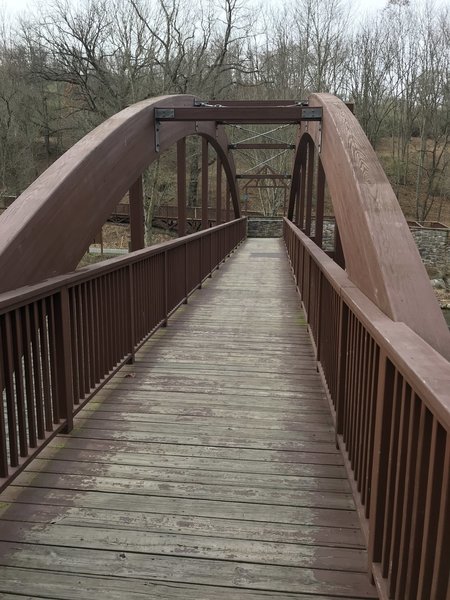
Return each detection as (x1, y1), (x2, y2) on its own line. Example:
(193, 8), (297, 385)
(315, 159), (325, 248)
(177, 138), (187, 237)
(334, 225), (345, 269)
(226, 181), (230, 223)
(201, 138), (209, 230)
(129, 175), (145, 251)
(305, 141), (314, 236)
(299, 149), (307, 230)
(216, 157), (222, 227)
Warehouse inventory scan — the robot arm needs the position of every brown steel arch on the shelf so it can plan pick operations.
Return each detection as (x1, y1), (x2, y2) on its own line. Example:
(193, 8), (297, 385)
(289, 93), (450, 359)
(0, 94), (239, 293)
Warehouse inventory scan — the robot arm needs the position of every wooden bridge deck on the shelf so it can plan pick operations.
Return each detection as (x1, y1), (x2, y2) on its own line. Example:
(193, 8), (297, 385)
(0, 238), (377, 599)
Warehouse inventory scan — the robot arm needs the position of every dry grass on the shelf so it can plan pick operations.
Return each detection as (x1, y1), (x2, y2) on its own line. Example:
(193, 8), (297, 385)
(78, 224), (177, 269)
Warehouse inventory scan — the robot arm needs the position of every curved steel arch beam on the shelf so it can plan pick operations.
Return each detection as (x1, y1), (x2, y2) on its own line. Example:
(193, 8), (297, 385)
(0, 94), (240, 294)
(294, 93), (450, 359)
(287, 132), (311, 221)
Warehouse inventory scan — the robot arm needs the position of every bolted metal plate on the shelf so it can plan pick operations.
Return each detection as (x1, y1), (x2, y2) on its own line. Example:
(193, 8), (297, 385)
(301, 107), (322, 120)
(155, 108), (175, 119)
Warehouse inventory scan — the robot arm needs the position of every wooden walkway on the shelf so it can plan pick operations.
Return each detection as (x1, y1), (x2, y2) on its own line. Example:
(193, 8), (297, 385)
(0, 238), (377, 599)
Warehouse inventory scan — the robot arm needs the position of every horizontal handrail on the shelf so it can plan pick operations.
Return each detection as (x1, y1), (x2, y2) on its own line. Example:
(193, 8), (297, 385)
(284, 219), (450, 422)
(0, 218), (246, 313)
(284, 217), (450, 600)
(0, 218), (247, 490)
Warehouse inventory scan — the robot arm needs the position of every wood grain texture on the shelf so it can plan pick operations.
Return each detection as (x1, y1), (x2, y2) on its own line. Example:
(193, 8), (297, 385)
(0, 239), (377, 599)
(298, 93), (450, 359)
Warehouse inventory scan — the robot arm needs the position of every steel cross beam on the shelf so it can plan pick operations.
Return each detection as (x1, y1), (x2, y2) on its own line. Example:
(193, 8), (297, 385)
(229, 143), (296, 150)
(236, 174), (291, 180)
(154, 106), (322, 124)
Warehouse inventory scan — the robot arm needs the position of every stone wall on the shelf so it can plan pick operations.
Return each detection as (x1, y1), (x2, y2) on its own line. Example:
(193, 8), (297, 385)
(410, 227), (449, 274)
(313, 218), (449, 274)
(247, 217), (283, 238)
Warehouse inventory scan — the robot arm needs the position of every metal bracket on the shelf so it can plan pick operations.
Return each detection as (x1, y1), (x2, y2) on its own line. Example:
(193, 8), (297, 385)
(155, 108), (175, 152)
(155, 120), (161, 152)
(155, 108), (175, 119)
(302, 108), (322, 120)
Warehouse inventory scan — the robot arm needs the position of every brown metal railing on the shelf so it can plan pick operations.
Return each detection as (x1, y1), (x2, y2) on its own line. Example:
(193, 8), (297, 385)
(112, 204), (232, 222)
(0, 218), (247, 490)
(284, 218), (450, 600)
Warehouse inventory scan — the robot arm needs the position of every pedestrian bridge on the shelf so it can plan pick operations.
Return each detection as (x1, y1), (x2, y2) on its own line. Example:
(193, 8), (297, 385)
(0, 95), (449, 600)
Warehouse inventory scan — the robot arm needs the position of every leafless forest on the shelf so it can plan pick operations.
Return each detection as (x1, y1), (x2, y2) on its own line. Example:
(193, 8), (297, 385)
(0, 0), (448, 223)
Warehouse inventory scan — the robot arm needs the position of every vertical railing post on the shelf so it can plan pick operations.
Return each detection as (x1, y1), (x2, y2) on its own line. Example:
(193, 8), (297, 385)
(184, 242), (188, 304)
(335, 299), (349, 436)
(368, 351), (394, 567)
(201, 138), (209, 230)
(199, 236), (203, 288)
(226, 180), (230, 223)
(305, 141), (314, 236)
(54, 287), (74, 432)
(216, 157), (222, 226)
(298, 151), (307, 230)
(128, 265), (135, 363)
(129, 175), (145, 251)
(163, 250), (168, 326)
(316, 270), (323, 362)
(335, 224), (345, 269)
(316, 158), (325, 248)
(209, 232), (213, 277)
(0, 350), (9, 477)
(177, 138), (187, 238)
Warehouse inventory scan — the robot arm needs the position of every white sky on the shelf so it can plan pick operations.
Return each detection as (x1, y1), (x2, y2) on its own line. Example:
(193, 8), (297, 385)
(0, 0), (390, 19)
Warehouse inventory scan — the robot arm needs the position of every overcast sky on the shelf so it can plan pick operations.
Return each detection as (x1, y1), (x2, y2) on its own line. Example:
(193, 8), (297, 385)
(1, 0), (390, 20)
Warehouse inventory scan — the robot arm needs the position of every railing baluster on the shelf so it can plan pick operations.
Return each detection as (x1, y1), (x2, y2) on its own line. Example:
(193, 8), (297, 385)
(430, 434), (450, 598)
(11, 309), (28, 456)
(54, 287), (74, 432)
(31, 302), (45, 439)
(22, 306), (37, 448)
(385, 378), (410, 595)
(3, 312), (19, 466)
(47, 296), (59, 423)
(417, 420), (445, 598)
(0, 351), (8, 477)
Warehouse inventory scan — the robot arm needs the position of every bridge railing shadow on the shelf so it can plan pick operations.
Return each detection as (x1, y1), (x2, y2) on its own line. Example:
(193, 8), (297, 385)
(284, 217), (450, 600)
(0, 218), (246, 492)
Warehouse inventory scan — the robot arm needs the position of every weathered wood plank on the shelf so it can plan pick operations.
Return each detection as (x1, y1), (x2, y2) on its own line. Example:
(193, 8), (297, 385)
(0, 502), (365, 548)
(0, 567), (365, 600)
(75, 411), (334, 432)
(3, 486), (361, 528)
(24, 458), (351, 492)
(83, 401), (332, 419)
(93, 389), (330, 409)
(14, 471), (355, 509)
(71, 417), (335, 443)
(65, 426), (340, 453)
(38, 446), (346, 476)
(0, 520), (368, 571)
(48, 437), (345, 465)
(0, 542), (378, 597)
